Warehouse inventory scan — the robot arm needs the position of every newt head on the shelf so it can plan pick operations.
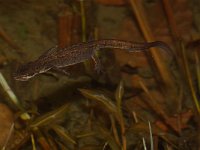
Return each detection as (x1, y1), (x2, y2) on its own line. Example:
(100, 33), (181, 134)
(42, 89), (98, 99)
(13, 62), (38, 81)
(13, 61), (50, 81)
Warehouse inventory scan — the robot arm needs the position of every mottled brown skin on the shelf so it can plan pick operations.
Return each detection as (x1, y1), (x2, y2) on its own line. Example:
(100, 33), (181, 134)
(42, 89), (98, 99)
(13, 39), (172, 81)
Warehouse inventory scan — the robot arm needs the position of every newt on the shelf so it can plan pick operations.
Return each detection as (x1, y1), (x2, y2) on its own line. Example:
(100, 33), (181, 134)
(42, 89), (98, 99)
(13, 39), (172, 81)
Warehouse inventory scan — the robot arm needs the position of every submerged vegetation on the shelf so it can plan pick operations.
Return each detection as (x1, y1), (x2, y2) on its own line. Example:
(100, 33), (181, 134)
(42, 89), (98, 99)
(0, 0), (200, 149)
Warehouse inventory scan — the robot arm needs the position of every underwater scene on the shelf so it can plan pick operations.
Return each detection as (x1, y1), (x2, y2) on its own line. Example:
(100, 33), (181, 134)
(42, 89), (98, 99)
(0, 0), (200, 149)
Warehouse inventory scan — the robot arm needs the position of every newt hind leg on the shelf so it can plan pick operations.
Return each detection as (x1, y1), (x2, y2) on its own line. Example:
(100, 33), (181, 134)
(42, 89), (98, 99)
(92, 55), (102, 73)
(52, 67), (70, 76)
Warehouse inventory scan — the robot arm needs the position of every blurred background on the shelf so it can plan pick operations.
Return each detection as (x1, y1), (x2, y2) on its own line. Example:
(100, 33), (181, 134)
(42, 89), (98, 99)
(0, 0), (200, 149)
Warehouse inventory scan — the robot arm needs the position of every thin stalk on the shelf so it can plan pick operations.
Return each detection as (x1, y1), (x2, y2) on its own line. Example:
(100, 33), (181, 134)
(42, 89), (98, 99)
(121, 128), (126, 150)
(132, 111), (138, 123)
(0, 72), (21, 108)
(36, 130), (52, 150)
(80, 0), (86, 42)
(161, 0), (179, 38)
(2, 123), (14, 150)
(115, 81), (126, 150)
(31, 134), (37, 150)
(129, 0), (174, 88)
(0, 72), (31, 120)
(58, 6), (73, 48)
(79, 0), (91, 73)
(142, 137), (147, 150)
(118, 106), (126, 150)
(110, 115), (121, 146)
(148, 121), (154, 150)
(195, 51), (200, 94)
(119, 115), (126, 150)
(181, 43), (200, 113)
(102, 142), (108, 150)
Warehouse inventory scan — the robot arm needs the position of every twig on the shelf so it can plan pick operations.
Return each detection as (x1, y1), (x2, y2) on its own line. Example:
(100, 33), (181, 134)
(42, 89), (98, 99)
(79, 0), (92, 73)
(161, 0), (179, 39)
(58, 5), (73, 48)
(129, 0), (174, 88)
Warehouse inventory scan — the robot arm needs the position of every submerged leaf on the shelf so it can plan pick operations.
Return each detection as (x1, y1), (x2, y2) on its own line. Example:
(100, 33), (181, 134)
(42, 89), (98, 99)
(52, 125), (76, 144)
(36, 131), (52, 150)
(95, 126), (120, 150)
(29, 104), (69, 129)
(79, 89), (117, 114)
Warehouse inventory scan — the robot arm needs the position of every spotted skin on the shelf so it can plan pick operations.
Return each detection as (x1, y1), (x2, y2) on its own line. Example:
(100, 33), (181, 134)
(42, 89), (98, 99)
(13, 39), (172, 81)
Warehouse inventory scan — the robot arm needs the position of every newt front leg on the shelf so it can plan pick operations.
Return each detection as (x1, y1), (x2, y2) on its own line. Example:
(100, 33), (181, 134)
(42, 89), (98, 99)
(92, 55), (101, 73)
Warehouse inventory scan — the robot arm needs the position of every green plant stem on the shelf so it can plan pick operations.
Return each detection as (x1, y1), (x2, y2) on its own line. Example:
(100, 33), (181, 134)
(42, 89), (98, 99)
(120, 117), (126, 150)
(181, 43), (200, 113)
(31, 134), (37, 150)
(195, 51), (200, 94)
(148, 121), (154, 150)
(110, 115), (121, 146)
(80, 0), (91, 73)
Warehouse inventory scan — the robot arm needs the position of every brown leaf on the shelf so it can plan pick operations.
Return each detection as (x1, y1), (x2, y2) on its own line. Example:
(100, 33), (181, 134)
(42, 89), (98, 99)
(0, 103), (14, 149)
(155, 109), (193, 133)
(115, 80), (124, 108)
(79, 89), (117, 113)
(29, 104), (69, 129)
(57, 5), (73, 48)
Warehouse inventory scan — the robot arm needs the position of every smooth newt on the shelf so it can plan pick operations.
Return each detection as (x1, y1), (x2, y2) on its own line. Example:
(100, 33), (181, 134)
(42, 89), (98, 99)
(13, 39), (172, 81)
